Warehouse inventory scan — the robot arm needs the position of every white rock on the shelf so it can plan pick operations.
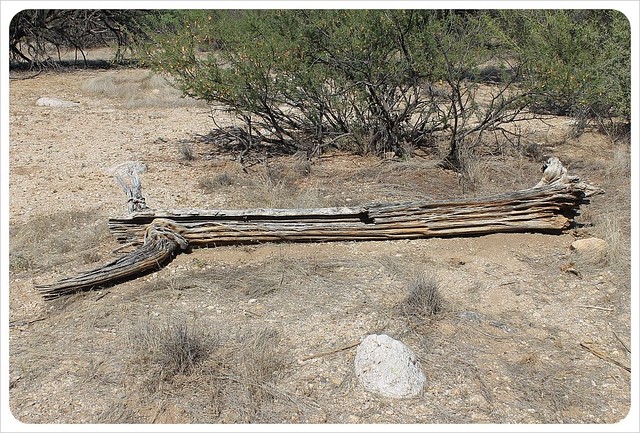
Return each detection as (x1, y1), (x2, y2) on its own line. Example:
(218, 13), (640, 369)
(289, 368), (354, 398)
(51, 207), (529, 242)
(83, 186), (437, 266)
(35, 97), (80, 107)
(354, 334), (425, 398)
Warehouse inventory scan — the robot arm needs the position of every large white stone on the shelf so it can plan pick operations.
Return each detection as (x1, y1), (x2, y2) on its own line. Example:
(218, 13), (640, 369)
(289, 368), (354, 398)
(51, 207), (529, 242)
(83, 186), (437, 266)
(354, 334), (425, 398)
(35, 97), (80, 107)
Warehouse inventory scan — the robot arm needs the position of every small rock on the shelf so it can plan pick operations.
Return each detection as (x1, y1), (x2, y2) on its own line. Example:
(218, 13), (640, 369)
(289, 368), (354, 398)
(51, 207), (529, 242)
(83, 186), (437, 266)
(570, 237), (609, 263)
(354, 334), (425, 398)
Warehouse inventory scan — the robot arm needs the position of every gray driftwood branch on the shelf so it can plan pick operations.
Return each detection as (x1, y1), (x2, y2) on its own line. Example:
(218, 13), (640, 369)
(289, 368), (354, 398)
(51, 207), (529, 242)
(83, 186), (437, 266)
(36, 157), (603, 299)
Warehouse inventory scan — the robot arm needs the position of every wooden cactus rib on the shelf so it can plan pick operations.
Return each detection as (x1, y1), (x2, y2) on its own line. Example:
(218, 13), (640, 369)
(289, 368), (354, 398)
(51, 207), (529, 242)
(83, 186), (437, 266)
(36, 157), (602, 299)
(108, 184), (589, 247)
(36, 221), (188, 300)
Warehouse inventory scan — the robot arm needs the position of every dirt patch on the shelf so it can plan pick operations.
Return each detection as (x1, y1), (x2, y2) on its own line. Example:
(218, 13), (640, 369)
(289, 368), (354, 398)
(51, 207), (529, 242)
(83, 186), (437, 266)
(6, 64), (632, 426)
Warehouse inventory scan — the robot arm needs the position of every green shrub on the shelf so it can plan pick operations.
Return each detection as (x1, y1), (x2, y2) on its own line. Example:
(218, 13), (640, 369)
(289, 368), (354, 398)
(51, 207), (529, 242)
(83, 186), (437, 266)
(138, 9), (630, 163)
(139, 10), (502, 159)
(498, 10), (630, 126)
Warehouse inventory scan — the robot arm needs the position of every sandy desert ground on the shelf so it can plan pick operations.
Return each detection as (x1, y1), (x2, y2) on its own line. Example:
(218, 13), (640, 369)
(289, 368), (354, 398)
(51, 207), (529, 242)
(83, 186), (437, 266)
(5, 62), (634, 427)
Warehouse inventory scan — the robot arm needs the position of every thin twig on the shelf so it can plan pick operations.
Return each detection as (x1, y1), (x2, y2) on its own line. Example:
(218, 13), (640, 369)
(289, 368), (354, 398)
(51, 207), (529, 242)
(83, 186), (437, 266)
(499, 280), (518, 286)
(111, 242), (137, 254)
(9, 317), (46, 328)
(612, 331), (631, 354)
(301, 340), (362, 362)
(579, 342), (630, 373)
(575, 305), (614, 312)
(471, 326), (513, 341)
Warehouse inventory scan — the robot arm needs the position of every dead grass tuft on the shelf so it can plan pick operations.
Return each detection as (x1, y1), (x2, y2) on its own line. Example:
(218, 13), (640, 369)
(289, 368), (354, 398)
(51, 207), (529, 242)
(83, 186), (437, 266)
(82, 70), (206, 108)
(503, 356), (576, 422)
(607, 144), (631, 179)
(234, 328), (288, 406)
(592, 212), (626, 267)
(199, 172), (237, 193)
(457, 144), (487, 194)
(128, 318), (217, 388)
(126, 318), (293, 422)
(9, 210), (110, 276)
(400, 271), (445, 321)
(293, 151), (312, 177)
(251, 169), (297, 208)
(519, 140), (545, 162)
(178, 143), (195, 161)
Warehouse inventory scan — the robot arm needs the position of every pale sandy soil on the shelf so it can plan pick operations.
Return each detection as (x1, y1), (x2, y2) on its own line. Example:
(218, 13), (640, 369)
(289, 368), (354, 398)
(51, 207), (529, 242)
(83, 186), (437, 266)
(5, 64), (633, 427)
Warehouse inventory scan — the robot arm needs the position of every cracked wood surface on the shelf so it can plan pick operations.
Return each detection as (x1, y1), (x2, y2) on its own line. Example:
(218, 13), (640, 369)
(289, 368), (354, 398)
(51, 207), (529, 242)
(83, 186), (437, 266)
(36, 157), (603, 299)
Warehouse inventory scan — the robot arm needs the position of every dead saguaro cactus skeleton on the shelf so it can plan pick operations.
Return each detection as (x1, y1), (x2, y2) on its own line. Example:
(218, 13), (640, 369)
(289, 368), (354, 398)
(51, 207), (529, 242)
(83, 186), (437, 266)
(107, 161), (150, 212)
(36, 157), (603, 299)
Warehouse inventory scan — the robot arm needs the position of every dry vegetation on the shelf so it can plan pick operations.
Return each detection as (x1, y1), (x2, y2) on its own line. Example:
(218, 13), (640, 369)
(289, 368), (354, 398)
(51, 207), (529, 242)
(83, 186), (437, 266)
(6, 63), (633, 427)
(82, 69), (207, 109)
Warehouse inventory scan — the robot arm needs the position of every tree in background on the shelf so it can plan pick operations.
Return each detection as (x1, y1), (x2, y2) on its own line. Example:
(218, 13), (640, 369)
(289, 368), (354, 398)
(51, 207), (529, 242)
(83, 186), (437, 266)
(9, 9), (152, 68)
(141, 10), (448, 159)
(12, 9), (628, 168)
(497, 9), (630, 137)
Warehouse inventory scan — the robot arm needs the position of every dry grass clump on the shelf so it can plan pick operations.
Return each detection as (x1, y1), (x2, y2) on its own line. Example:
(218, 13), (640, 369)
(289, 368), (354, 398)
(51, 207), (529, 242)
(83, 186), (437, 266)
(218, 256), (288, 299)
(233, 328), (288, 408)
(592, 212), (627, 268)
(178, 143), (195, 161)
(249, 168), (297, 208)
(204, 327), (296, 423)
(456, 144), (487, 194)
(127, 319), (293, 422)
(240, 276), (281, 298)
(199, 172), (237, 193)
(400, 271), (444, 321)
(129, 319), (217, 387)
(9, 210), (110, 275)
(503, 353), (577, 422)
(243, 168), (314, 209)
(519, 140), (545, 162)
(197, 162), (322, 208)
(607, 143), (631, 179)
(82, 70), (206, 108)
(293, 151), (312, 177)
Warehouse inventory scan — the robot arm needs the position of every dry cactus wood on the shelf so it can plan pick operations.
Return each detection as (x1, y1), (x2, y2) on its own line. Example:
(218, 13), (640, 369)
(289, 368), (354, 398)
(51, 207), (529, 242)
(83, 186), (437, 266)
(36, 157), (603, 299)
(106, 161), (149, 213)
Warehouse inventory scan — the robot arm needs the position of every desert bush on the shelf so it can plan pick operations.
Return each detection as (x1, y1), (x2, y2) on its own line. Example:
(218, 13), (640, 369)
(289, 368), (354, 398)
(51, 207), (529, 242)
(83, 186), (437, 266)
(497, 10), (630, 131)
(140, 10), (536, 167)
(138, 10), (629, 169)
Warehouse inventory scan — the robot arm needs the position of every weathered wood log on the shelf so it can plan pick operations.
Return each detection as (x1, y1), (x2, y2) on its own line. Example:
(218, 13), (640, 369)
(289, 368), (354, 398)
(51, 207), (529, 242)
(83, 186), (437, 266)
(36, 157), (603, 299)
